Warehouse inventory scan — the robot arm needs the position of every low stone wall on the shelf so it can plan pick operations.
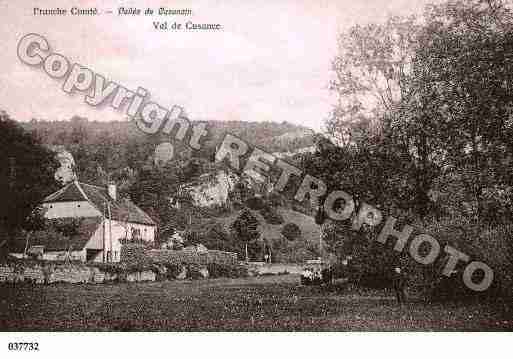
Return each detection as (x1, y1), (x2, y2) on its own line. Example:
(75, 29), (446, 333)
(247, 262), (303, 276)
(0, 247), (240, 285)
(0, 260), (152, 285)
(126, 270), (156, 282)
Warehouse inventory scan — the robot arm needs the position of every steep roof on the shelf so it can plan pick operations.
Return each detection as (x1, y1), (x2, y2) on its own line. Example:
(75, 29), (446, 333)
(43, 181), (87, 202)
(9, 217), (102, 253)
(43, 181), (156, 226)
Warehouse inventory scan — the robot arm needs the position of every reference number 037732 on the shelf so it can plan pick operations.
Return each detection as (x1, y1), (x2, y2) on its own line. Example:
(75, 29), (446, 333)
(8, 342), (39, 351)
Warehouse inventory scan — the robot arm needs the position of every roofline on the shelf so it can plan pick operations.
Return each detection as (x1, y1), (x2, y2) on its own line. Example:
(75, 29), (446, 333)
(79, 182), (107, 190)
(42, 181), (156, 226)
(103, 218), (157, 227)
(74, 181), (91, 202)
(42, 181), (76, 202)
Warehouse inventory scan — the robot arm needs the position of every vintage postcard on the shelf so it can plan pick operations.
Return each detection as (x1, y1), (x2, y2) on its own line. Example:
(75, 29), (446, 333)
(0, 0), (511, 356)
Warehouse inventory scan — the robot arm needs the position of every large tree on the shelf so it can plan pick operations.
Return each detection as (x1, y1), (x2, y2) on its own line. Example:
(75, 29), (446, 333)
(327, 14), (445, 217)
(329, 15), (420, 144)
(230, 209), (260, 261)
(410, 0), (513, 222)
(0, 111), (59, 246)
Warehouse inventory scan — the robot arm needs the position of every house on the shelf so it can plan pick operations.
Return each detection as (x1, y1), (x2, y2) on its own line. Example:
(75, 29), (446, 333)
(9, 181), (156, 263)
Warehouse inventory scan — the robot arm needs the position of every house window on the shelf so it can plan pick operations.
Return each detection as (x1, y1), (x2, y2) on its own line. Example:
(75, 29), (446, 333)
(106, 251), (112, 262)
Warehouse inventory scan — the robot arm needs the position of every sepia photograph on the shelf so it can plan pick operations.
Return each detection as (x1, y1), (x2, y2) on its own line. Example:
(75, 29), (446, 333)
(0, 0), (512, 356)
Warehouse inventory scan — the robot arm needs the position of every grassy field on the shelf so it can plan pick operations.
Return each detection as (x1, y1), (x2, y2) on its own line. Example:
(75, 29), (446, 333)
(0, 275), (511, 331)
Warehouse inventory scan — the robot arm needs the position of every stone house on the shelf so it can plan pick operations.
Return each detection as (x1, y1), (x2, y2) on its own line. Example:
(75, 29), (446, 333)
(9, 181), (156, 262)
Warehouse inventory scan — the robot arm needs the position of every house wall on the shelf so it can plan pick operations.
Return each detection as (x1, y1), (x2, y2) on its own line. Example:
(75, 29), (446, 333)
(43, 250), (86, 261)
(42, 201), (101, 219)
(10, 220), (155, 264)
(85, 219), (156, 263)
(104, 219), (155, 243)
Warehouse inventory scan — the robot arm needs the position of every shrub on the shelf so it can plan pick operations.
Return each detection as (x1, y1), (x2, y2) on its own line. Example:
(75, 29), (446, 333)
(182, 230), (202, 246)
(260, 205), (284, 225)
(187, 264), (207, 279)
(321, 221), (405, 289)
(207, 262), (248, 278)
(394, 218), (513, 302)
(120, 243), (153, 267)
(268, 191), (284, 207)
(164, 263), (184, 279)
(88, 262), (125, 275)
(471, 224), (513, 299)
(245, 196), (266, 210)
(281, 223), (301, 241)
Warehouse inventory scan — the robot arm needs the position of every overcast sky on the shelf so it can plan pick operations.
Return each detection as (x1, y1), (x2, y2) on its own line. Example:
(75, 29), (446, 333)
(0, 0), (434, 131)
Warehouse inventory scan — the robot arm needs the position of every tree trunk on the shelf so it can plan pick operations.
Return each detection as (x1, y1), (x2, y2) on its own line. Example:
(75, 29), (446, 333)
(23, 231), (31, 259)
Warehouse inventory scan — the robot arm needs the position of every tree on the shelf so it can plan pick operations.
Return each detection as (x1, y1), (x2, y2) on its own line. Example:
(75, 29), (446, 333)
(128, 153), (207, 244)
(230, 209), (260, 261)
(326, 14), (444, 217)
(410, 0), (513, 222)
(328, 15), (420, 145)
(0, 111), (59, 248)
(281, 223), (301, 241)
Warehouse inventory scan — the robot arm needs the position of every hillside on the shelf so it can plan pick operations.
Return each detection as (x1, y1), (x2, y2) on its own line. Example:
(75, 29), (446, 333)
(21, 117), (316, 154)
(182, 204), (322, 264)
(18, 115), (323, 263)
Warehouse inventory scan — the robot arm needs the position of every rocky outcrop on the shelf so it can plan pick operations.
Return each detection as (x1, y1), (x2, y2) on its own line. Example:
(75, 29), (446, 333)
(47, 145), (77, 184)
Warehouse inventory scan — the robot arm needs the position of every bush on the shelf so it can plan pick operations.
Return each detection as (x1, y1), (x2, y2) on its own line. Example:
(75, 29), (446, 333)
(396, 218), (513, 302)
(245, 196), (266, 210)
(120, 243), (153, 268)
(470, 224), (513, 299)
(281, 223), (301, 241)
(186, 264), (204, 279)
(260, 205), (284, 225)
(207, 262), (248, 278)
(164, 263), (185, 279)
(268, 191), (284, 207)
(182, 230), (202, 246)
(321, 221), (404, 289)
(89, 262), (125, 275)
(276, 246), (317, 263)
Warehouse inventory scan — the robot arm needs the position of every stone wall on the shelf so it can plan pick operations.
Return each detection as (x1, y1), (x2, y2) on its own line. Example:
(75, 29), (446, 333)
(126, 270), (156, 282)
(247, 262), (302, 276)
(0, 247), (239, 285)
(0, 260), (152, 285)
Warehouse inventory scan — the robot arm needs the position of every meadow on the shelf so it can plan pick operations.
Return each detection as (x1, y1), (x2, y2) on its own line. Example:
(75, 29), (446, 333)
(1, 275), (511, 331)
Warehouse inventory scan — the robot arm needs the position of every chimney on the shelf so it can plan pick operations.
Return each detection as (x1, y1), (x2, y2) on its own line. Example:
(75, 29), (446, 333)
(107, 183), (117, 201)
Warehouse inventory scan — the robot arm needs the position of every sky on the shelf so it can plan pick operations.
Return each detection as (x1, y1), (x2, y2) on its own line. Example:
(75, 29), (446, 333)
(0, 0), (434, 132)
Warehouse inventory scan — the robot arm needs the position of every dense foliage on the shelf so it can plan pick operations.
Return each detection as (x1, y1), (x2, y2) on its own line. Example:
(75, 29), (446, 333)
(307, 0), (513, 299)
(0, 111), (59, 250)
(281, 223), (302, 241)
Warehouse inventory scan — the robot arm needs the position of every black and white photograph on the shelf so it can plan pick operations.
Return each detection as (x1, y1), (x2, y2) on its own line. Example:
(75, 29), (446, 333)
(0, 0), (511, 356)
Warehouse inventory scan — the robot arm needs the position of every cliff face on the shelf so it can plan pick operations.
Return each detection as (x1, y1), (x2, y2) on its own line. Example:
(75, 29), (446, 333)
(183, 170), (238, 207)
(48, 145), (77, 185)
